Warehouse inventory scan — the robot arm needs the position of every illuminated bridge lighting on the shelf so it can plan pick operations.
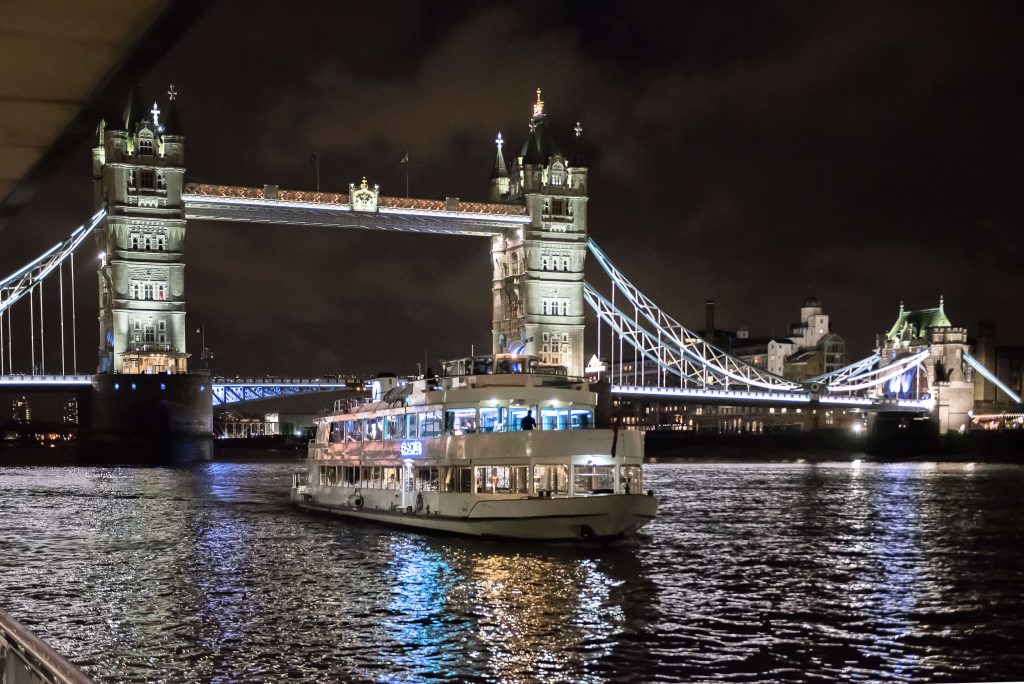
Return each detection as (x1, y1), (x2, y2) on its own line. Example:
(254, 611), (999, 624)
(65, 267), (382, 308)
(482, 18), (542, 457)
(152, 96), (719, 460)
(0, 375), (93, 386)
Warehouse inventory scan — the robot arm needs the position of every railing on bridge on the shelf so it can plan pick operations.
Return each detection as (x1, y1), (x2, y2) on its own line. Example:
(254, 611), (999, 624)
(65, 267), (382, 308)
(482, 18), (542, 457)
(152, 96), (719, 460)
(0, 607), (93, 684)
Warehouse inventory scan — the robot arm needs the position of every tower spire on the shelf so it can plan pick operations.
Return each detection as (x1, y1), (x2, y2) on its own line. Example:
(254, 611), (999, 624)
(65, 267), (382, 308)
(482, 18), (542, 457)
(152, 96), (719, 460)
(533, 88), (544, 118)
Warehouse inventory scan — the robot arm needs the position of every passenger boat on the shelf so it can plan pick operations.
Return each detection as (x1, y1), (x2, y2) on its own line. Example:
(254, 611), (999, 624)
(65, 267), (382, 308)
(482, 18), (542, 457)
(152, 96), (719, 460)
(290, 355), (658, 540)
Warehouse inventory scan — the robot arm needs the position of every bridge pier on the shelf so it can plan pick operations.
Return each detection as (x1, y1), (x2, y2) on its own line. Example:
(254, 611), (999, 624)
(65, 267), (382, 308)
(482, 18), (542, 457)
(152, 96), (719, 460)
(84, 372), (212, 461)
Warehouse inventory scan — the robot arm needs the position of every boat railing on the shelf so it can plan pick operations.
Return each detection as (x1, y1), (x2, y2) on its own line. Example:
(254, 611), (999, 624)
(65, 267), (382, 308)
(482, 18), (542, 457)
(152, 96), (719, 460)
(0, 606), (93, 684)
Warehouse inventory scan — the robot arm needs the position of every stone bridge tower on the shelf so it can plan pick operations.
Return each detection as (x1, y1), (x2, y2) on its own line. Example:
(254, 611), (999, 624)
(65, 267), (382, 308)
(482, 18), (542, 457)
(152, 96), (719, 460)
(92, 86), (187, 374)
(490, 90), (588, 376)
(876, 298), (975, 433)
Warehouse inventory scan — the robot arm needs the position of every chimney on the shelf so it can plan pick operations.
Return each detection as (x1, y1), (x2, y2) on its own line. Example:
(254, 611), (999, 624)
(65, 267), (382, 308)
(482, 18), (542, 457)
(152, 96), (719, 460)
(705, 300), (716, 334)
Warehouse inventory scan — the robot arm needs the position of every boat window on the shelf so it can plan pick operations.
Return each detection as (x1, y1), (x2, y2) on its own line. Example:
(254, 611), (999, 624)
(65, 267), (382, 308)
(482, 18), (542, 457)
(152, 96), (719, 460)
(570, 409), (593, 430)
(366, 417), (384, 441)
(474, 465), (530, 494)
(347, 419), (362, 441)
(321, 466), (339, 486)
(479, 407), (503, 432)
(418, 410), (442, 438)
(329, 421), (344, 443)
(620, 465), (642, 494)
(442, 466), (473, 493)
(534, 464), (569, 494)
(574, 465), (615, 495)
(541, 408), (569, 430)
(382, 466), (401, 490)
(384, 415), (400, 440)
(342, 466), (358, 486)
(507, 406), (536, 431)
(445, 408), (477, 434)
(404, 413), (418, 439)
(415, 467), (439, 491)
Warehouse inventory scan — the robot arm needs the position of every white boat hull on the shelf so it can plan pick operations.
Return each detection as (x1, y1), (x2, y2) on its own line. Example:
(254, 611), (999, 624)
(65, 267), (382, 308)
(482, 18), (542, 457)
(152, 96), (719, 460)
(291, 486), (657, 540)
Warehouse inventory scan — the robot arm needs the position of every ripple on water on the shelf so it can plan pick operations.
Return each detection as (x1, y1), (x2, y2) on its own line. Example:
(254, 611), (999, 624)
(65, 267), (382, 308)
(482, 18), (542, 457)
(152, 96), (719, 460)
(0, 460), (1022, 682)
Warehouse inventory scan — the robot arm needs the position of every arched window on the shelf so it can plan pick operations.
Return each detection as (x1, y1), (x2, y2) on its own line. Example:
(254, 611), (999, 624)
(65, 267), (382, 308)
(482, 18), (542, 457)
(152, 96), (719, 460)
(157, 285), (165, 301)
(130, 283), (138, 299)
(144, 284), (154, 300)
(157, 237), (165, 251)
(130, 235), (139, 250)
(138, 137), (154, 156)
(541, 256), (549, 271)
(549, 162), (565, 186)
(144, 237), (151, 250)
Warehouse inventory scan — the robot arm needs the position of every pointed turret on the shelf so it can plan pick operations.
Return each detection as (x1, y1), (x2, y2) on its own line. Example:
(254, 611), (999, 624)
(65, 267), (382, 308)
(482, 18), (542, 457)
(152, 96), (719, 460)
(489, 132), (509, 202)
(163, 84), (184, 136)
(123, 85), (152, 132)
(569, 121), (585, 168)
(521, 88), (558, 166)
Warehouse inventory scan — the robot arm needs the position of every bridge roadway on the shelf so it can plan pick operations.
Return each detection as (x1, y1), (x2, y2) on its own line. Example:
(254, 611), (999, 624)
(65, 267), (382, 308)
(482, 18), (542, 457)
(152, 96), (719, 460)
(0, 375), (930, 411)
(182, 184), (529, 236)
(0, 375), (352, 406)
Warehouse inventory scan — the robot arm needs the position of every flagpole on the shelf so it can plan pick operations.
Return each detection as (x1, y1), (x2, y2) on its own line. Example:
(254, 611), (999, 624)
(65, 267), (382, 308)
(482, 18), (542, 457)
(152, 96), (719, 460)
(402, 151), (409, 198)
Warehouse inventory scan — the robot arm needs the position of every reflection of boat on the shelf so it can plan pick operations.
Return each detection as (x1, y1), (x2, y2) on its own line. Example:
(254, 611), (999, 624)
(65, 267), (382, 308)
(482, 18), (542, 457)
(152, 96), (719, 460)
(291, 355), (658, 540)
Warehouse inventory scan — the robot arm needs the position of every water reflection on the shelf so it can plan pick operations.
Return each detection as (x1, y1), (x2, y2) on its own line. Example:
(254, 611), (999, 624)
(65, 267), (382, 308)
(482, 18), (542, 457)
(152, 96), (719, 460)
(0, 461), (1022, 682)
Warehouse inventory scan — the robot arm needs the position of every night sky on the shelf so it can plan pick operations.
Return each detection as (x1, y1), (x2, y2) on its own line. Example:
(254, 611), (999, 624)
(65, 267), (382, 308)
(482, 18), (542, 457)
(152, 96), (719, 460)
(3, 1), (1022, 380)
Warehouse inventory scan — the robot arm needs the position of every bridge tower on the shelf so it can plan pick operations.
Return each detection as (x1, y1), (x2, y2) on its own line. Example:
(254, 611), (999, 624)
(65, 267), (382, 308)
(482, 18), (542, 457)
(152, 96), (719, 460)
(92, 86), (188, 374)
(491, 90), (588, 376)
(876, 297), (975, 433)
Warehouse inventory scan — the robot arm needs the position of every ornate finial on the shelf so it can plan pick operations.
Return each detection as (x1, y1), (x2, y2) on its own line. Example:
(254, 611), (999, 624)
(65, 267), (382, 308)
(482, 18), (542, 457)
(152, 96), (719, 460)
(575, 121), (583, 138)
(529, 121), (537, 134)
(496, 132), (504, 150)
(939, 294), (944, 308)
(167, 84), (178, 101)
(533, 88), (544, 117)
(899, 300), (904, 312)
(360, 177), (368, 190)
(150, 102), (161, 127)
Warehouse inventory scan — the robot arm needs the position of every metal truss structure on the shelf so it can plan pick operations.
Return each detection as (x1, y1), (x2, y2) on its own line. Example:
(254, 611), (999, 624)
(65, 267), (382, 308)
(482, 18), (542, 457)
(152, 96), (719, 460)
(809, 354), (880, 385)
(211, 378), (352, 406)
(587, 238), (801, 392)
(0, 209), (105, 316)
(183, 184), (529, 237)
(824, 349), (931, 393)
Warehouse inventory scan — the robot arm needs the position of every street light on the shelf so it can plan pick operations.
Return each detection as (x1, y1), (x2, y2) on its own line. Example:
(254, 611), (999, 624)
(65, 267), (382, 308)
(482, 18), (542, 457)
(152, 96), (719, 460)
(195, 324), (213, 370)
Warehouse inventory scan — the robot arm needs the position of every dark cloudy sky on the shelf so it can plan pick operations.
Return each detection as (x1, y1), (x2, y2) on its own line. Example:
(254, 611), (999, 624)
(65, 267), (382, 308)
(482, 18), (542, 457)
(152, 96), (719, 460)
(4, 0), (1022, 378)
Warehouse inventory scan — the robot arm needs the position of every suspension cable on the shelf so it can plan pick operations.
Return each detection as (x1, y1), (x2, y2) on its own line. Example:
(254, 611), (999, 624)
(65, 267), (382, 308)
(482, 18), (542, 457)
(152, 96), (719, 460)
(59, 261), (66, 375)
(29, 281), (35, 374)
(39, 277), (45, 374)
(0, 308), (4, 375)
(70, 251), (78, 374)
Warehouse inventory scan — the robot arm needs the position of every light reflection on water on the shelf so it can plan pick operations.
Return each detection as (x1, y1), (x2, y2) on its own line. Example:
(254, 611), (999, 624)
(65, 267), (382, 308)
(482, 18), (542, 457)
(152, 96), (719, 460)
(0, 460), (1022, 682)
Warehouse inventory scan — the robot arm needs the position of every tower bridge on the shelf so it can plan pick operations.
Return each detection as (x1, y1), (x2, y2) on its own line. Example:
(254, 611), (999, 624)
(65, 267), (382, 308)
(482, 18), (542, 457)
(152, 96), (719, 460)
(1, 86), (1019, 445)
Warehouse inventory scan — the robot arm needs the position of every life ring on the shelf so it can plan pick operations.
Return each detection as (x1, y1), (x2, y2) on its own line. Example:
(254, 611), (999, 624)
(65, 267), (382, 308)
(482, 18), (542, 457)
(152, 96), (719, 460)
(415, 492), (424, 512)
(351, 495), (364, 509)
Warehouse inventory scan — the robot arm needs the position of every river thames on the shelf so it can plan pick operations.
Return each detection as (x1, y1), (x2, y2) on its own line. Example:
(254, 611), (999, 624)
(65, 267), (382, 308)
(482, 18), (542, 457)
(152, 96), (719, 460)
(1, 460), (1022, 683)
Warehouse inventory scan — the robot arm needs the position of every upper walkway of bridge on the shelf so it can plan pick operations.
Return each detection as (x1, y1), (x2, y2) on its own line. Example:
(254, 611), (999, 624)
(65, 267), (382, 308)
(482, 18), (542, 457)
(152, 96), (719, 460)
(182, 183), (529, 236)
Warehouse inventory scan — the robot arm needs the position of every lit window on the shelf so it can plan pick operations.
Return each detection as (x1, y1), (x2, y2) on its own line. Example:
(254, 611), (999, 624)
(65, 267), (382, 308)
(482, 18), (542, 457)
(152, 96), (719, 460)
(138, 137), (154, 156)
(140, 169), (154, 188)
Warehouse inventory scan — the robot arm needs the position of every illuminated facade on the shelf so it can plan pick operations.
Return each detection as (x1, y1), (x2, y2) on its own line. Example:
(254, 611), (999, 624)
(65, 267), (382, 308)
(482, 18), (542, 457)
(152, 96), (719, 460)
(490, 91), (587, 376)
(875, 298), (974, 432)
(93, 86), (188, 374)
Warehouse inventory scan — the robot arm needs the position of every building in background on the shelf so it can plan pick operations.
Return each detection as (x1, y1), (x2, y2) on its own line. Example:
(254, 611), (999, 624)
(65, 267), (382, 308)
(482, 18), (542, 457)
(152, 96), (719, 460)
(11, 396), (31, 425)
(62, 397), (79, 425)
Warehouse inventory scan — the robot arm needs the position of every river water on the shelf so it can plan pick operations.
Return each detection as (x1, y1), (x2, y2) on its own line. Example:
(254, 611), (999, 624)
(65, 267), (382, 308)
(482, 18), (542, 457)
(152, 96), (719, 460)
(0, 459), (1022, 683)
